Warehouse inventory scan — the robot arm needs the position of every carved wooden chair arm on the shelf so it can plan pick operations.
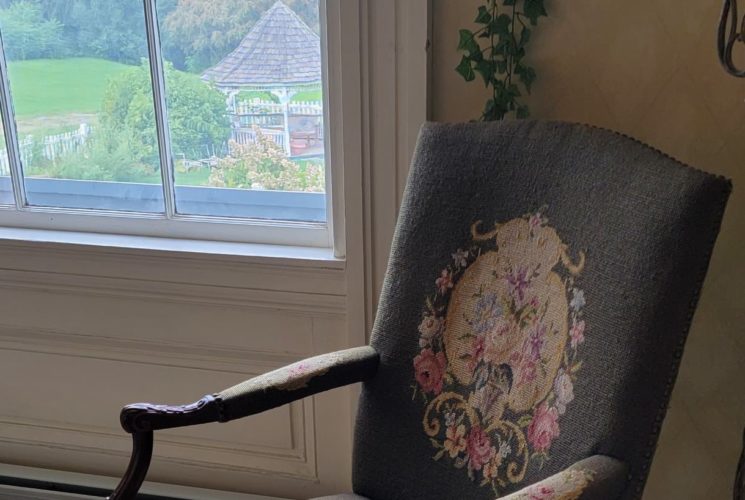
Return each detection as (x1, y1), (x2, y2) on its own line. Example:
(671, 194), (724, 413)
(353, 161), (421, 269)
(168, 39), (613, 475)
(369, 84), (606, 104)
(109, 346), (379, 499)
(498, 455), (629, 500)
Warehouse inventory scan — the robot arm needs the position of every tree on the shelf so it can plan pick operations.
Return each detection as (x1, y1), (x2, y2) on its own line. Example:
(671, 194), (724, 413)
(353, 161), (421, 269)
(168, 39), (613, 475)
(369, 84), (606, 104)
(99, 61), (231, 169)
(0, 0), (180, 64)
(0, 1), (62, 60)
(161, 0), (319, 72)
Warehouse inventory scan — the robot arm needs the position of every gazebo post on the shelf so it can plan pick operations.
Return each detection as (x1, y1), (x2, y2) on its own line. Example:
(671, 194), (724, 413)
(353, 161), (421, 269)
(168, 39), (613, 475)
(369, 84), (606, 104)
(278, 89), (293, 157)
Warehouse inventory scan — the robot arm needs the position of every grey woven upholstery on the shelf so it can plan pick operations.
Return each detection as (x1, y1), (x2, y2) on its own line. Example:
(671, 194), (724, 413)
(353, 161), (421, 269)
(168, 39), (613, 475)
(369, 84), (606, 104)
(350, 121), (731, 499)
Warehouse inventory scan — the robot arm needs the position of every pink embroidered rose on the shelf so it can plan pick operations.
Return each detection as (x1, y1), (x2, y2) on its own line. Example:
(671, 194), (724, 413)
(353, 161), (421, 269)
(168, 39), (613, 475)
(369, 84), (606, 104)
(444, 424), (467, 458)
(553, 369), (575, 415)
(413, 348), (447, 395)
(527, 485), (555, 500)
(570, 319), (586, 349)
(436, 269), (454, 295)
(466, 425), (496, 471)
(418, 314), (442, 347)
(527, 402), (560, 453)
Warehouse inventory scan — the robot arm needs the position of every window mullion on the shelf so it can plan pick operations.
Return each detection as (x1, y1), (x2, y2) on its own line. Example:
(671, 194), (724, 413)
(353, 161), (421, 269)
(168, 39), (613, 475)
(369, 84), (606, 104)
(143, 0), (177, 219)
(0, 28), (27, 209)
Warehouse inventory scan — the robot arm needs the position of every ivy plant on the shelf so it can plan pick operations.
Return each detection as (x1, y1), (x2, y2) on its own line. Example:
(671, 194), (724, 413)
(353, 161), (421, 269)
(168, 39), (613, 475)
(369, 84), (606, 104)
(456, 0), (547, 121)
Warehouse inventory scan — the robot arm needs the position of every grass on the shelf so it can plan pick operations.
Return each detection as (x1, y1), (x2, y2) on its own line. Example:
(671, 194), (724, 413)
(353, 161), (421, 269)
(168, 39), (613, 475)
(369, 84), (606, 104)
(7, 58), (132, 118)
(291, 88), (322, 102)
(7, 57), (322, 122)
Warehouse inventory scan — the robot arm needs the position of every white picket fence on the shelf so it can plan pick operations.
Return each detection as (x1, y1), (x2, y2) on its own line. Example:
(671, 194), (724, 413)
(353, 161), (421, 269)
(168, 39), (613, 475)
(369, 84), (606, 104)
(0, 124), (90, 175)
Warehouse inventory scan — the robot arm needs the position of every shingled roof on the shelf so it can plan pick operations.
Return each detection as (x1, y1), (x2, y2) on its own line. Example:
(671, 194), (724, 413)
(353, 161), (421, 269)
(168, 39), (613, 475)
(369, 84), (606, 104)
(202, 1), (322, 89)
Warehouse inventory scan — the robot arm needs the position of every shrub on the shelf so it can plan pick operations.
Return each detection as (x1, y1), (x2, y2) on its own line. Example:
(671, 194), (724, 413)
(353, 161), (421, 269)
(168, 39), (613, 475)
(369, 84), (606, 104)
(209, 130), (324, 192)
(100, 61), (231, 169)
(25, 127), (158, 183)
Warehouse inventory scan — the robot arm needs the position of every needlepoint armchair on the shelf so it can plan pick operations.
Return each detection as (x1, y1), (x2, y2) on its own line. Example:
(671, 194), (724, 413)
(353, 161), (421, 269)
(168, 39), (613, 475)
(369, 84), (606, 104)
(109, 121), (731, 500)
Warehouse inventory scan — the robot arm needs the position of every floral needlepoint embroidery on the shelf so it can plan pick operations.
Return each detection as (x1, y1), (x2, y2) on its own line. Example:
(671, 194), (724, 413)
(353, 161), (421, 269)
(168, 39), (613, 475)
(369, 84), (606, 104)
(413, 210), (587, 496)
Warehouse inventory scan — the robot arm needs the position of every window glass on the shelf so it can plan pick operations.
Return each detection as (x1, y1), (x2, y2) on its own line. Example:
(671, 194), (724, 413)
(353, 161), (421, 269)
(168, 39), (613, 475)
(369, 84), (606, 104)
(0, 114), (14, 205)
(157, 0), (326, 222)
(0, 0), (164, 212)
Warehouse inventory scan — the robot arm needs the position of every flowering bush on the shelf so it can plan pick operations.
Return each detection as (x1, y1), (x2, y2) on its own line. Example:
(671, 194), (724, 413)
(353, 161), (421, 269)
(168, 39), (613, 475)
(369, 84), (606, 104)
(209, 130), (324, 192)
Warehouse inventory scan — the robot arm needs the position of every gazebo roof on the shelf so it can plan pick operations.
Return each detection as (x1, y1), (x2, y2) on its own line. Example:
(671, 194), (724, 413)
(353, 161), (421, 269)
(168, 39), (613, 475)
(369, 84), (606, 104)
(202, 1), (322, 89)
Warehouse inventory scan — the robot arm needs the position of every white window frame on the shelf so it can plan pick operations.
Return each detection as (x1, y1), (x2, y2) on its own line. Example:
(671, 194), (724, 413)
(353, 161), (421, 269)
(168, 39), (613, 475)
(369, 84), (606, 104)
(0, 0), (347, 251)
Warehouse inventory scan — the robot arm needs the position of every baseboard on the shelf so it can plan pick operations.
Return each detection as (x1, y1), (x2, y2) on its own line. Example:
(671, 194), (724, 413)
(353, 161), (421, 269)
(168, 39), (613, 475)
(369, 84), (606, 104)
(0, 464), (287, 500)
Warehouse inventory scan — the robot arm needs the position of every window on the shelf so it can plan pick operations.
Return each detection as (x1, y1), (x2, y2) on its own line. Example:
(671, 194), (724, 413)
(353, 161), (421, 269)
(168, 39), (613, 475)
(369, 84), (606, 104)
(0, 0), (331, 247)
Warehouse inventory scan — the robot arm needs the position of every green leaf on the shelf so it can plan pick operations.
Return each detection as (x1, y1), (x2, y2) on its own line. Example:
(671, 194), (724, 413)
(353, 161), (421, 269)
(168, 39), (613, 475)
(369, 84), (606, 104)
(517, 414), (533, 427)
(519, 27), (532, 48)
(456, 55), (476, 82)
(483, 98), (508, 121)
(492, 14), (512, 36)
(518, 65), (537, 93)
(475, 5), (492, 24)
(475, 60), (495, 85)
(457, 29), (480, 55)
(494, 37), (511, 56)
(516, 105), (530, 119)
(524, 0), (548, 25)
(503, 0), (517, 5)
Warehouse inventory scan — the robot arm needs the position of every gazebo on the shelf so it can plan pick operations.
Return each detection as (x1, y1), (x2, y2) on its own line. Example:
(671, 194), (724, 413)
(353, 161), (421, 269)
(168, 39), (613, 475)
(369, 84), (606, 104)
(202, 1), (322, 156)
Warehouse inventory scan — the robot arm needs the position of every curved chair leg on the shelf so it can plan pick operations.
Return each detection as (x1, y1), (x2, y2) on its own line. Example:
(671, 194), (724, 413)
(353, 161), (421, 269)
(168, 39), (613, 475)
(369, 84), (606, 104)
(108, 431), (154, 500)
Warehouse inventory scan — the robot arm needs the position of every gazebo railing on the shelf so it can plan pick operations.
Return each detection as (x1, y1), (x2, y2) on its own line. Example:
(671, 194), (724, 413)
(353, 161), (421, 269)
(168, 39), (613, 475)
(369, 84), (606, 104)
(232, 127), (287, 149)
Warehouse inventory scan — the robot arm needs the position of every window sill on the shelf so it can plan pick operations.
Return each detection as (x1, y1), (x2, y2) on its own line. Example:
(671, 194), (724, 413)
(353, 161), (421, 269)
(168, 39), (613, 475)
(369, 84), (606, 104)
(0, 227), (346, 305)
(0, 226), (343, 269)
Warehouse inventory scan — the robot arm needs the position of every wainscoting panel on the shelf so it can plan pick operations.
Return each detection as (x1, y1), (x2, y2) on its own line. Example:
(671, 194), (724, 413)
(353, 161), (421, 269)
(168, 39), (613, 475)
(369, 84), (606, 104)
(0, 247), (353, 499)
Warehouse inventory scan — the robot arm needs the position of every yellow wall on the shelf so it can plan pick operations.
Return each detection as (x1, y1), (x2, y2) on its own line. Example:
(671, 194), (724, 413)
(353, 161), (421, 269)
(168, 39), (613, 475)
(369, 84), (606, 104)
(431, 1), (744, 498)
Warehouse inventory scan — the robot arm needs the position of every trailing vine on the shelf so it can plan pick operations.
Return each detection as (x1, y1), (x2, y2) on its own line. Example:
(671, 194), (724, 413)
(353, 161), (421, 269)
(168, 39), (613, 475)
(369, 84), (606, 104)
(456, 0), (547, 121)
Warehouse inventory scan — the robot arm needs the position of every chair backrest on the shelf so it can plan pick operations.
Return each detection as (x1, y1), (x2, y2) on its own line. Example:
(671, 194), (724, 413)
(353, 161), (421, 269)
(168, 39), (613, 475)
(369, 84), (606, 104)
(352, 121), (731, 500)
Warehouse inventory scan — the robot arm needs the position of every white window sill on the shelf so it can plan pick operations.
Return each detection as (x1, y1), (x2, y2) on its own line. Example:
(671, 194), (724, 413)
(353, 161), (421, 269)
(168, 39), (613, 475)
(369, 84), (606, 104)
(0, 226), (344, 270)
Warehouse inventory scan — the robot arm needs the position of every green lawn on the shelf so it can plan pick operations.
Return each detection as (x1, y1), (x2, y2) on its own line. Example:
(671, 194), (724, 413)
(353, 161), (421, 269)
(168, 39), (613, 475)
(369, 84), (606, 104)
(9, 58), (322, 121)
(7, 58), (132, 118)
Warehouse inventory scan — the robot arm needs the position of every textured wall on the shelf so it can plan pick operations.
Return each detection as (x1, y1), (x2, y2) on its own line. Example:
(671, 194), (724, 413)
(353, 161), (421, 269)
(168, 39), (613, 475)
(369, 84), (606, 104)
(431, 1), (745, 498)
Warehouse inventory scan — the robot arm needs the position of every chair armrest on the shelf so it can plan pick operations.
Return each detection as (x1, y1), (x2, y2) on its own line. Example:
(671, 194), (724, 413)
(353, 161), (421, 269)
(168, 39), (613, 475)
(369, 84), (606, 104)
(120, 346), (379, 433)
(499, 455), (628, 500)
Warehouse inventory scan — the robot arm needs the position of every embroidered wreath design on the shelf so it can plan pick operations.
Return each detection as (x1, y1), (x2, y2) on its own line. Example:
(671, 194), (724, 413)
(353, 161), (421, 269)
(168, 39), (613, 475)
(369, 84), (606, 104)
(412, 209), (587, 496)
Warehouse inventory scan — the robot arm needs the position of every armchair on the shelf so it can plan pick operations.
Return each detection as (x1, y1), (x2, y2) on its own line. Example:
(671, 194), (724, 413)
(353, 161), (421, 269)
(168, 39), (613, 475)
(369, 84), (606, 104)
(109, 121), (731, 500)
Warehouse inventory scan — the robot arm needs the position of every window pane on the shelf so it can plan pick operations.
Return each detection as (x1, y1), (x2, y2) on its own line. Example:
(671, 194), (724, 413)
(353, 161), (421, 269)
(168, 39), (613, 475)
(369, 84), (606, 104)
(157, 0), (326, 223)
(0, 114), (14, 205)
(0, 0), (164, 213)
